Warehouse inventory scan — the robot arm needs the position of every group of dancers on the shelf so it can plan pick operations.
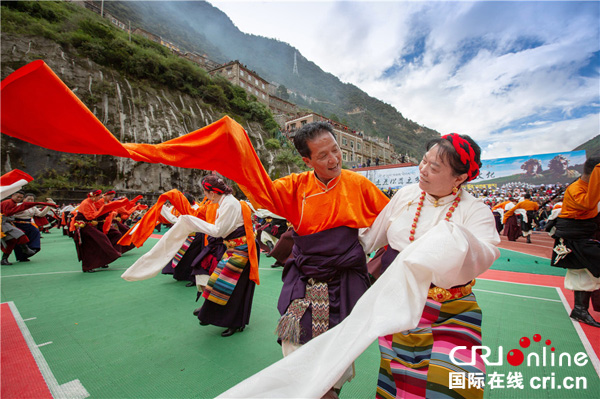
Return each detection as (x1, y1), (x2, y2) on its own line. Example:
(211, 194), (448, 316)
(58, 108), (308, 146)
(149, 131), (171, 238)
(1, 60), (599, 398)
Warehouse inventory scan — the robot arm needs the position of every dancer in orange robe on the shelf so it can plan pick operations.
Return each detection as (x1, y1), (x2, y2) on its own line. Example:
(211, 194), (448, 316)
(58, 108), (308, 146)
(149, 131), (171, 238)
(551, 160), (600, 327)
(1, 61), (389, 392)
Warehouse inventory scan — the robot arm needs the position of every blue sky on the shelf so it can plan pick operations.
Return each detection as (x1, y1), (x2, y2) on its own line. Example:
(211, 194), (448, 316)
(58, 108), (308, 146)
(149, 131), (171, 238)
(210, 0), (599, 159)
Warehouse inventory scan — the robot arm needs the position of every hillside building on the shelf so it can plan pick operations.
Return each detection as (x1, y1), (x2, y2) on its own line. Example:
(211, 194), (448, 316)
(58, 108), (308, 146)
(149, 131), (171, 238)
(183, 52), (221, 71)
(209, 61), (299, 119)
(209, 61), (270, 106)
(284, 113), (396, 167)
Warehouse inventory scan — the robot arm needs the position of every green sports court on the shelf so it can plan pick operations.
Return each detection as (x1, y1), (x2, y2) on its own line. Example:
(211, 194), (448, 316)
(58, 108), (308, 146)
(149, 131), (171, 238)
(1, 230), (599, 398)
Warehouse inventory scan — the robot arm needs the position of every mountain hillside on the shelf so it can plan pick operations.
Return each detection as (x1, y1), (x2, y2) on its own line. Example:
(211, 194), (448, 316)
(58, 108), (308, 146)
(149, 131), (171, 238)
(573, 134), (600, 157)
(104, 0), (441, 158)
(0, 1), (300, 202)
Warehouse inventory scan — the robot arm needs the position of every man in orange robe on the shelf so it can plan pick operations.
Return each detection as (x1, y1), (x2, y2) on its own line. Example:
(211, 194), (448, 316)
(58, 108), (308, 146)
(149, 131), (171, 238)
(1, 62), (389, 392)
(73, 190), (129, 272)
(503, 193), (540, 243)
(491, 198), (511, 233)
(551, 158), (600, 327)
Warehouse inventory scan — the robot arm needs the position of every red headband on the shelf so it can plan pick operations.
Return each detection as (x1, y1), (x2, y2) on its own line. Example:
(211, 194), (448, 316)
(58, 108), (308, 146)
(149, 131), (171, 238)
(202, 180), (224, 194)
(441, 133), (479, 182)
(105, 190), (116, 195)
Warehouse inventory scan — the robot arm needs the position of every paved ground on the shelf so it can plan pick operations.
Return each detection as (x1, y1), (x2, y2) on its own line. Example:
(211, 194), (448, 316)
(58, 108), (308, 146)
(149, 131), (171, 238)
(1, 228), (599, 398)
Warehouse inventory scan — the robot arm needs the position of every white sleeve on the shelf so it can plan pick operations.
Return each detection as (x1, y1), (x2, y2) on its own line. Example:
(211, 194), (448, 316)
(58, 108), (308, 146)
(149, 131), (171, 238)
(121, 215), (217, 281)
(191, 198), (241, 238)
(121, 198), (242, 282)
(217, 221), (500, 398)
(359, 188), (410, 254)
(160, 205), (179, 224)
(34, 206), (51, 217)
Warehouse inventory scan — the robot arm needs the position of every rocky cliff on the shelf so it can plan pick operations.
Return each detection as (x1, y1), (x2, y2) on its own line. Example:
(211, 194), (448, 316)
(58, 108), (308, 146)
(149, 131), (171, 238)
(1, 34), (279, 201)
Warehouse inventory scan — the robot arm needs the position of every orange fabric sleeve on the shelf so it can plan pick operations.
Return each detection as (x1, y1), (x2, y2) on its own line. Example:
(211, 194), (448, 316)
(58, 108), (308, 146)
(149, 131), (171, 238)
(0, 61), (284, 215)
(491, 201), (508, 211)
(1, 61), (388, 234)
(103, 212), (116, 234)
(240, 201), (259, 285)
(117, 190), (195, 247)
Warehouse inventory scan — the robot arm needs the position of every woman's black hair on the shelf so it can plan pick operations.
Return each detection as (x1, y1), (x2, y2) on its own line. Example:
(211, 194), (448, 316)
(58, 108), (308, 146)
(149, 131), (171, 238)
(425, 134), (482, 179)
(201, 175), (233, 195)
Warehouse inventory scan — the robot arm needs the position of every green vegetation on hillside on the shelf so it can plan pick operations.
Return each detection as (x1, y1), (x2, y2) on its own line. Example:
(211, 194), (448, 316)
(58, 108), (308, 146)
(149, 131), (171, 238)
(1, 0), (279, 135)
(100, 0), (441, 158)
(573, 134), (600, 157)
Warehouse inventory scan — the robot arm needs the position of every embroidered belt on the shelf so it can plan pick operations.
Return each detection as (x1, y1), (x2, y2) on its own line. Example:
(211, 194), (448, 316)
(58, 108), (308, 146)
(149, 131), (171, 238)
(428, 279), (475, 302)
(275, 278), (329, 345)
(115, 217), (122, 222)
(224, 235), (246, 249)
(74, 220), (98, 228)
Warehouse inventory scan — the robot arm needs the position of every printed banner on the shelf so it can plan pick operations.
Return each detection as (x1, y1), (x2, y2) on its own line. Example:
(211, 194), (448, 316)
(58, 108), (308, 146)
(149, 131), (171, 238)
(356, 166), (419, 191)
(468, 150), (587, 187)
(357, 150), (587, 191)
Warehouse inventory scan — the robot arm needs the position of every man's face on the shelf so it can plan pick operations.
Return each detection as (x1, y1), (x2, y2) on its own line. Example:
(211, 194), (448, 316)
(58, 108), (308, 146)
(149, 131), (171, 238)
(104, 194), (116, 202)
(302, 131), (342, 184)
(11, 193), (24, 203)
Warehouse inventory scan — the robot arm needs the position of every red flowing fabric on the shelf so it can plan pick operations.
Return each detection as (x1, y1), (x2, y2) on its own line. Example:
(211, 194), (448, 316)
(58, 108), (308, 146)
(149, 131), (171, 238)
(1, 61), (387, 236)
(0, 169), (33, 187)
(1, 61), (283, 214)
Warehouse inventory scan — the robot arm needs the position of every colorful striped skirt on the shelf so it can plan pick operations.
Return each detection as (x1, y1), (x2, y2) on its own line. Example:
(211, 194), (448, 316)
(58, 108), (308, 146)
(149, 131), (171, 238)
(377, 293), (485, 399)
(202, 240), (249, 306)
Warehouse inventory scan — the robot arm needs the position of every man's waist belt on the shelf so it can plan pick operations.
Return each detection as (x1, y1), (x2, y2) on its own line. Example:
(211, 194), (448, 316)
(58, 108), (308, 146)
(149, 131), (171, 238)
(224, 236), (246, 249)
(14, 219), (32, 223)
(275, 278), (329, 345)
(428, 279), (475, 302)
(74, 220), (98, 228)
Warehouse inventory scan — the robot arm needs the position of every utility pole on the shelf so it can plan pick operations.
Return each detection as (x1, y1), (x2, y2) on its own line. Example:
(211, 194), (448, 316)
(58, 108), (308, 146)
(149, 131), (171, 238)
(100, 0), (104, 17)
(129, 20), (131, 42)
(293, 52), (299, 76)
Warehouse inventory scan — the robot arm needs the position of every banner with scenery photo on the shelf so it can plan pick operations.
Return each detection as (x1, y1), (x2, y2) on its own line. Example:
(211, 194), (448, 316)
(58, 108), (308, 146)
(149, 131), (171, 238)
(357, 150), (587, 191)
(465, 150), (587, 189)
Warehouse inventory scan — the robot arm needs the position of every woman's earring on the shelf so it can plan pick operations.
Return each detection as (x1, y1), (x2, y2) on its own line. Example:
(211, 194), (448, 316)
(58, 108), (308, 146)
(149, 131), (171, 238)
(452, 186), (459, 195)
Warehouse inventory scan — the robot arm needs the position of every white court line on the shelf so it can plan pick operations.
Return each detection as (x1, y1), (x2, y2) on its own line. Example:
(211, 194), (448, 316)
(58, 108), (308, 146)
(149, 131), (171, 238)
(4, 301), (89, 399)
(37, 341), (53, 347)
(23, 317), (37, 321)
(3, 267), (280, 278)
(555, 288), (600, 379)
(477, 279), (600, 378)
(472, 288), (561, 303)
(1, 269), (127, 278)
(478, 277), (562, 289)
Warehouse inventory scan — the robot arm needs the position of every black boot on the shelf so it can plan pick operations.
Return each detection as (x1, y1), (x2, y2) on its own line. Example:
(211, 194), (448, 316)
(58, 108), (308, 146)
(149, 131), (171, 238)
(570, 291), (600, 328)
(17, 244), (36, 257)
(1, 254), (12, 266)
(526, 235), (531, 243)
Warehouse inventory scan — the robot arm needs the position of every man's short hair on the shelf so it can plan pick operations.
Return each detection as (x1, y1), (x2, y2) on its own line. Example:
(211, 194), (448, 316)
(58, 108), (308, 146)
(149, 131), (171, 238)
(293, 122), (335, 158)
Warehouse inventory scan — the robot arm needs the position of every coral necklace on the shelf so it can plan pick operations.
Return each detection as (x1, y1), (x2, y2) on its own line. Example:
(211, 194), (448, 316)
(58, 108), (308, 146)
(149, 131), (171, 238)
(409, 189), (461, 242)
